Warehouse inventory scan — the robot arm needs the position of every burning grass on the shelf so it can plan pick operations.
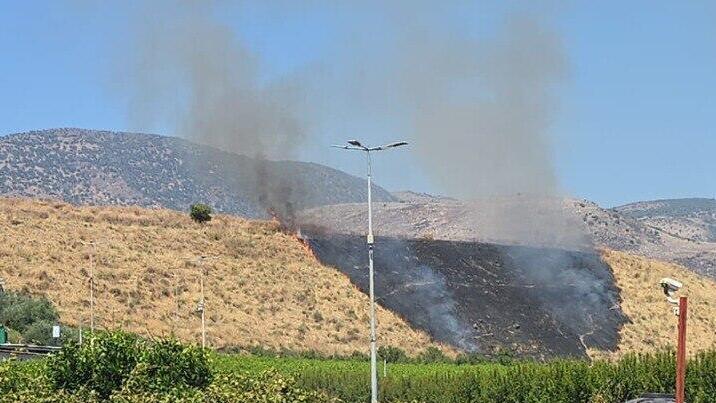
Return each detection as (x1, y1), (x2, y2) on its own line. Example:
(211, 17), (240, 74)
(0, 197), (447, 356)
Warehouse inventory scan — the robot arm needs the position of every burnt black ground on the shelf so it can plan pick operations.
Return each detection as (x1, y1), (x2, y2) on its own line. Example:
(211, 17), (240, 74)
(307, 234), (626, 359)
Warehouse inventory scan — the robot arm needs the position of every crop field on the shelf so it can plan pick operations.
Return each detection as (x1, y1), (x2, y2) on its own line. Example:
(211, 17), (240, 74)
(214, 352), (716, 402)
(1, 331), (716, 401)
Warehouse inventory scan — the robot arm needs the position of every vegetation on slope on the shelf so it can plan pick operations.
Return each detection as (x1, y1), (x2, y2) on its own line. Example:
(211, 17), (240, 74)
(0, 197), (441, 356)
(600, 250), (716, 357)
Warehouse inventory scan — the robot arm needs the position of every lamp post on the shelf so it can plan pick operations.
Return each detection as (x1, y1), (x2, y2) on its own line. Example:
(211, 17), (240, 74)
(332, 140), (408, 403)
(79, 241), (98, 334)
(193, 256), (217, 349)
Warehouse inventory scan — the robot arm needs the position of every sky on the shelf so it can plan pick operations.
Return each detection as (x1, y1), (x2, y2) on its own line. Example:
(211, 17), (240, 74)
(0, 1), (714, 207)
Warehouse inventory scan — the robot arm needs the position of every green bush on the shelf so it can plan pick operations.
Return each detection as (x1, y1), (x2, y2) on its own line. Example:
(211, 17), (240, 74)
(0, 291), (59, 344)
(4, 336), (716, 402)
(47, 331), (215, 399)
(190, 203), (213, 224)
(48, 331), (141, 399)
(214, 350), (716, 403)
(132, 338), (213, 391)
(21, 320), (57, 345)
(417, 346), (447, 363)
(378, 346), (408, 363)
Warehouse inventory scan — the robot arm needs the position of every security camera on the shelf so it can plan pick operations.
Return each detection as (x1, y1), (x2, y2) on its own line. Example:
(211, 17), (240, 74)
(659, 277), (682, 304)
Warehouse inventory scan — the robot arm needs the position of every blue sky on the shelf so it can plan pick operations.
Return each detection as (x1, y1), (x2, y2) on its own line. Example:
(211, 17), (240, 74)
(1, 1), (714, 207)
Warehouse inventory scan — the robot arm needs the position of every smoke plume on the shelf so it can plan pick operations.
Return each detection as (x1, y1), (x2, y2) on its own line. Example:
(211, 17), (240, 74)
(393, 14), (565, 199)
(118, 0), (306, 221)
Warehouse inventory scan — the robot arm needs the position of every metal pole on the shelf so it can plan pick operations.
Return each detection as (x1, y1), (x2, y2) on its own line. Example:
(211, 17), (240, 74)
(366, 151), (378, 403)
(200, 259), (206, 349)
(173, 269), (179, 335)
(89, 244), (95, 334)
(676, 297), (687, 403)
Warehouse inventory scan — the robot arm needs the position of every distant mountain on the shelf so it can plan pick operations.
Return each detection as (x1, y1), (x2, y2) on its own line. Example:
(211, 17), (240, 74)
(614, 198), (716, 242)
(0, 128), (394, 217)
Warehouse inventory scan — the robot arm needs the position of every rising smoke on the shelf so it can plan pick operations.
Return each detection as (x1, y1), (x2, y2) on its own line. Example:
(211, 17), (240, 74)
(118, 0), (307, 221)
(118, 1), (572, 232)
(113, 1), (610, 351)
(388, 13), (565, 199)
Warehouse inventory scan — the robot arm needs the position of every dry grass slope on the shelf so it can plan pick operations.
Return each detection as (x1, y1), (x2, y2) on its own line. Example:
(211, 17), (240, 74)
(598, 250), (716, 358)
(0, 198), (444, 355)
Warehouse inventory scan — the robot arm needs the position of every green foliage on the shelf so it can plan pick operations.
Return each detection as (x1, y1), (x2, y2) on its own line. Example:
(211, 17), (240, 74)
(132, 338), (213, 391)
(46, 331), (216, 400)
(4, 338), (716, 402)
(416, 346), (447, 363)
(0, 291), (59, 344)
(1, 346), (334, 402)
(215, 350), (716, 403)
(190, 203), (213, 224)
(48, 331), (142, 399)
(378, 346), (408, 363)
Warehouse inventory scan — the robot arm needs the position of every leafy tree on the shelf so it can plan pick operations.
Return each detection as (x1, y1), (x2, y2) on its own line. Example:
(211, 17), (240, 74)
(190, 203), (213, 224)
(0, 291), (59, 344)
(48, 331), (141, 399)
(47, 331), (212, 399)
(378, 345), (407, 363)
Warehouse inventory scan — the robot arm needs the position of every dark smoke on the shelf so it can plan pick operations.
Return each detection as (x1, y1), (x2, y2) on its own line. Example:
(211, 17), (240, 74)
(110, 1), (616, 352)
(117, 0), (307, 220)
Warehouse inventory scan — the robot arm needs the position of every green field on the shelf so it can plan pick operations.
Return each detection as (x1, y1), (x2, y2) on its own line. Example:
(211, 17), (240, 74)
(2, 332), (716, 402)
(213, 352), (716, 402)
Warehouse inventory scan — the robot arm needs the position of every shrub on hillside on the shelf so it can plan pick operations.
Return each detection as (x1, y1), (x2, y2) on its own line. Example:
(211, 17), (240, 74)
(190, 203), (213, 224)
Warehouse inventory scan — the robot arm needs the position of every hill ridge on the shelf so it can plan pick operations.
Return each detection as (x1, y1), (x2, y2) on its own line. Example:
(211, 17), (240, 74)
(0, 128), (394, 218)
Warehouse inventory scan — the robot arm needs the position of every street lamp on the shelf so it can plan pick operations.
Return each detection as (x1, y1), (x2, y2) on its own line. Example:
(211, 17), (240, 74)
(79, 240), (99, 334)
(331, 139), (408, 403)
(192, 256), (218, 349)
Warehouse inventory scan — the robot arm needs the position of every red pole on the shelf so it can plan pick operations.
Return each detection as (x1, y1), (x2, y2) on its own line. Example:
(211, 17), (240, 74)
(676, 296), (687, 403)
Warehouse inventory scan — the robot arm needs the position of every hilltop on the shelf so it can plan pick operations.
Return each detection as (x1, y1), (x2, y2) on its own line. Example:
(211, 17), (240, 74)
(614, 198), (716, 243)
(0, 128), (394, 218)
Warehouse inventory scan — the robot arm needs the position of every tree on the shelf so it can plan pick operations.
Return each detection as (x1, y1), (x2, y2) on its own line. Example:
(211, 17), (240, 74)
(190, 204), (213, 224)
(378, 345), (407, 363)
(0, 291), (59, 344)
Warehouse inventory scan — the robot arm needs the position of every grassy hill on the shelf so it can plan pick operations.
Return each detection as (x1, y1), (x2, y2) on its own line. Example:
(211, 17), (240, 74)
(1, 197), (715, 358)
(600, 250), (716, 357)
(0, 197), (438, 355)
